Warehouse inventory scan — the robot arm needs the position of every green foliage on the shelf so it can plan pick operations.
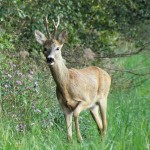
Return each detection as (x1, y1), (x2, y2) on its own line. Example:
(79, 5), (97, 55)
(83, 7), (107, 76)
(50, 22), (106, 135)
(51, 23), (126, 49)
(0, 82), (149, 150)
(1, 0), (150, 53)
(0, 31), (15, 51)
(0, 1), (150, 150)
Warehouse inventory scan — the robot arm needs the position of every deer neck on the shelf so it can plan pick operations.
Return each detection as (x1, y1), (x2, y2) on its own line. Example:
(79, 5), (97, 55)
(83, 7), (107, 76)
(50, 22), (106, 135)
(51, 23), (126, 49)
(49, 55), (69, 88)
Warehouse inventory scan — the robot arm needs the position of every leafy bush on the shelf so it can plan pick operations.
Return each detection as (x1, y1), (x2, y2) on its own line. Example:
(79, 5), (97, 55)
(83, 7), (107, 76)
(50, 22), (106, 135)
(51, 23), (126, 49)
(0, 31), (15, 51)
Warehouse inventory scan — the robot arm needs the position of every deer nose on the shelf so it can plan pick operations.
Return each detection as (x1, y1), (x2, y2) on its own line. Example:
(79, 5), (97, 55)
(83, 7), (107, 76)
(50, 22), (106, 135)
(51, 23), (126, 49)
(47, 57), (54, 64)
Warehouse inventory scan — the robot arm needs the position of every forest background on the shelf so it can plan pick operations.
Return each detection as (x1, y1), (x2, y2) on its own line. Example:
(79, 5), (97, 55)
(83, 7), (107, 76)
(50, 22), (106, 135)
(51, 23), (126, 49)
(0, 1), (150, 149)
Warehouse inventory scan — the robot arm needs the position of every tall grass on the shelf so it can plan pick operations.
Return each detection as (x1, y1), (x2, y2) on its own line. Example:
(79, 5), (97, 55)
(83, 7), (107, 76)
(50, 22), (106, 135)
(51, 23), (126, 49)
(0, 85), (149, 150)
(0, 38), (149, 149)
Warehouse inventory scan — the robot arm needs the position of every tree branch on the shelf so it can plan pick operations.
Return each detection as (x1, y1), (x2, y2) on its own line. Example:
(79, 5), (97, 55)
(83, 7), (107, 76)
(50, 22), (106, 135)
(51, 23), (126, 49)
(95, 42), (150, 58)
(103, 67), (150, 76)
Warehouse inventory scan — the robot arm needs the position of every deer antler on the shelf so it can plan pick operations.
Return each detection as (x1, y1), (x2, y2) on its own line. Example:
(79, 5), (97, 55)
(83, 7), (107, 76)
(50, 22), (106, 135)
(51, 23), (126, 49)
(44, 15), (51, 38)
(52, 15), (60, 39)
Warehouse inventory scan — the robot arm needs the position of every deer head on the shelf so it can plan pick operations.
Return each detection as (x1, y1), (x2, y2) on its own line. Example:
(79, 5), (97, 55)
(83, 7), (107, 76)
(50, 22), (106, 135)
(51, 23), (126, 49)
(34, 16), (68, 65)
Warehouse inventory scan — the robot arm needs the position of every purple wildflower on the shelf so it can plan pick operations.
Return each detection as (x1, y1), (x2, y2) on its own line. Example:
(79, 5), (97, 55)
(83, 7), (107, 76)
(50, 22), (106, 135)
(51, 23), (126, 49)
(34, 109), (41, 113)
(16, 123), (26, 132)
(31, 104), (35, 109)
(16, 80), (22, 85)
(4, 84), (9, 88)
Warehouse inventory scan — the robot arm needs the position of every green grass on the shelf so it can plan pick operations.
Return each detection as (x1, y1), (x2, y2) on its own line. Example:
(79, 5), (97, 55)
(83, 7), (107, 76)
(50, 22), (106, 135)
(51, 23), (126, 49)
(0, 46), (150, 149)
(0, 86), (149, 150)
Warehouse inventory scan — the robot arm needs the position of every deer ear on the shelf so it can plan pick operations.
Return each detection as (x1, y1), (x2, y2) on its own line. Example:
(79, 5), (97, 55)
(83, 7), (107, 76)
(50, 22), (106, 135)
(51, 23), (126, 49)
(34, 30), (47, 45)
(58, 30), (68, 44)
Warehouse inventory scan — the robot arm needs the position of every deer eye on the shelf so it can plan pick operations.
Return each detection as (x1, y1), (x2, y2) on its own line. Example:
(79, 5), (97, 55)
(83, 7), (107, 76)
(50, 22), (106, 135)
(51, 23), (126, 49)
(56, 47), (59, 51)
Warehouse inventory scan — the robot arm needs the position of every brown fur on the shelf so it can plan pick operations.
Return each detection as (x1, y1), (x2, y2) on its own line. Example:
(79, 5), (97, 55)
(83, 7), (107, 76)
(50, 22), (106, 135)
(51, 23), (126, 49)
(49, 49), (111, 142)
(35, 29), (111, 142)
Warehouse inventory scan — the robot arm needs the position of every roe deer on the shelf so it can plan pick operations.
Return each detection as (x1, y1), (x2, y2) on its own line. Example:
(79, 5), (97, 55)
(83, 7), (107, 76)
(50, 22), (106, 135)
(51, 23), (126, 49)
(34, 16), (111, 142)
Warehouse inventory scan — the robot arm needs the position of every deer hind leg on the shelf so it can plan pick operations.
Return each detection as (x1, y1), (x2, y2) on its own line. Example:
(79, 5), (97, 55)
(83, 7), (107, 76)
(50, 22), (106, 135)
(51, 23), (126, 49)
(99, 97), (107, 137)
(90, 105), (103, 136)
(73, 102), (89, 141)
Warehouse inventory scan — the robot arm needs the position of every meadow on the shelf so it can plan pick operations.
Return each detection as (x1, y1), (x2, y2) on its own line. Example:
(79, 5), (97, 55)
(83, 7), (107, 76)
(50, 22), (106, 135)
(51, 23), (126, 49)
(0, 47), (149, 150)
(0, 1), (150, 149)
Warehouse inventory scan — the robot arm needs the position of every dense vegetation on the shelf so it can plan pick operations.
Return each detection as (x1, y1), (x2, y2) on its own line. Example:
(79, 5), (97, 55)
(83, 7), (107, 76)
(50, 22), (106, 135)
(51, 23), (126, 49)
(0, 1), (150, 150)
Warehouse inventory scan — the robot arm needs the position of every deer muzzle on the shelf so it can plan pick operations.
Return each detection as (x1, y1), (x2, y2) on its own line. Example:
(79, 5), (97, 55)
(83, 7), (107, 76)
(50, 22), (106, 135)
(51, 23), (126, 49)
(47, 57), (54, 65)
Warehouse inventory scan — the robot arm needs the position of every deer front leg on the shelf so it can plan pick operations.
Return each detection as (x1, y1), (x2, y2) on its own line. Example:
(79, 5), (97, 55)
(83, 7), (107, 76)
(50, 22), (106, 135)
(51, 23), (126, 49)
(74, 115), (83, 141)
(74, 102), (88, 141)
(56, 89), (73, 142)
(65, 112), (73, 143)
